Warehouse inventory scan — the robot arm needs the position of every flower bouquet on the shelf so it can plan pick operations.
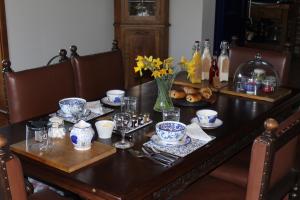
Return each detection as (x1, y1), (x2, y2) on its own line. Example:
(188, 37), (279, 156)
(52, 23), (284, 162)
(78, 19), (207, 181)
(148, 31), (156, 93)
(133, 56), (175, 112)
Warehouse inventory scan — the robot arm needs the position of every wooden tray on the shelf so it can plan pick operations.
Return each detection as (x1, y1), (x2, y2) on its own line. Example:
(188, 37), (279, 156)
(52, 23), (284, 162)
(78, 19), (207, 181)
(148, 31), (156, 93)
(220, 86), (291, 102)
(10, 136), (116, 173)
(173, 72), (227, 92)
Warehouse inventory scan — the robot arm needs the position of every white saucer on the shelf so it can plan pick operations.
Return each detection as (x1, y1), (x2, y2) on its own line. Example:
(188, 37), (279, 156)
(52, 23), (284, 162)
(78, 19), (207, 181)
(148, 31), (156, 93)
(151, 135), (191, 147)
(101, 97), (121, 107)
(191, 117), (223, 129)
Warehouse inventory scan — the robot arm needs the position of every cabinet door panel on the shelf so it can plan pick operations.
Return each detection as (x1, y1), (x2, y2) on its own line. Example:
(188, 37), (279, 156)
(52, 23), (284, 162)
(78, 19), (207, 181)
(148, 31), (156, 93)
(122, 28), (162, 87)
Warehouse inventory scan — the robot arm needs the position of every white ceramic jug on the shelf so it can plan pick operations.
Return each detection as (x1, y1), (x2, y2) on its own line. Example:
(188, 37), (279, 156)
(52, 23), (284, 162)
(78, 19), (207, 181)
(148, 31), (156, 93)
(70, 120), (94, 151)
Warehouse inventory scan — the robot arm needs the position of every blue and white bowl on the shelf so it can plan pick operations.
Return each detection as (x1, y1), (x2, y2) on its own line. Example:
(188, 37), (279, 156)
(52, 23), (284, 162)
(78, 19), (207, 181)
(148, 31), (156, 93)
(59, 97), (86, 116)
(106, 90), (125, 103)
(156, 121), (186, 144)
(196, 109), (218, 125)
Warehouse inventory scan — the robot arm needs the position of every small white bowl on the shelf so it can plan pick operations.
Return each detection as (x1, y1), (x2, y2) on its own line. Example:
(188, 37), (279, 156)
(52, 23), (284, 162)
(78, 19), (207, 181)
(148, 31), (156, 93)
(196, 109), (218, 125)
(106, 90), (125, 103)
(95, 120), (115, 139)
(155, 121), (186, 144)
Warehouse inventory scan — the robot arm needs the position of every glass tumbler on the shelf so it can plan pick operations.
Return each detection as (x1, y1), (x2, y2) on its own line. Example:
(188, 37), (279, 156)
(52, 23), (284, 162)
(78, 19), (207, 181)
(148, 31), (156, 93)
(26, 120), (51, 152)
(162, 107), (180, 122)
(121, 96), (137, 115)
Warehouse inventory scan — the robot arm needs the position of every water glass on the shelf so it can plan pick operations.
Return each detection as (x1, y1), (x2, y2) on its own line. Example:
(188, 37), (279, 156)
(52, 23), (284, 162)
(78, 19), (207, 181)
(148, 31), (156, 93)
(121, 96), (137, 115)
(162, 107), (180, 122)
(26, 121), (51, 152)
(113, 113), (133, 149)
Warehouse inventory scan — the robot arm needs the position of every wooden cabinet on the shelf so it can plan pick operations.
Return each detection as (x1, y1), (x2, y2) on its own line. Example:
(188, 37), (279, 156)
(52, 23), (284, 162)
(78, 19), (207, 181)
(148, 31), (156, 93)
(114, 0), (169, 88)
(245, 3), (297, 52)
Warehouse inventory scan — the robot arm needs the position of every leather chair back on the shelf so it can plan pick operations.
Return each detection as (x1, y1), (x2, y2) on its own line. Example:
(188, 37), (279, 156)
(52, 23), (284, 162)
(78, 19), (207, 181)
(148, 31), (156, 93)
(229, 46), (291, 86)
(3, 61), (76, 124)
(71, 50), (124, 101)
(246, 112), (300, 200)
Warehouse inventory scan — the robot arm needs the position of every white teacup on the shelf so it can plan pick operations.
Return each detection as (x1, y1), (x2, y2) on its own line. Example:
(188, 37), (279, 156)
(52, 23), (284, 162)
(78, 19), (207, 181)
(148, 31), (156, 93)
(106, 90), (125, 103)
(95, 120), (115, 139)
(196, 109), (218, 125)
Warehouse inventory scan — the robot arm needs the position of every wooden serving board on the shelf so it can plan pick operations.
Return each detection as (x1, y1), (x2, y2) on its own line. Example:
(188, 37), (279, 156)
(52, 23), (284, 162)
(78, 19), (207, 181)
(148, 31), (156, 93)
(173, 72), (227, 92)
(220, 86), (291, 102)
(10, 136), (116, 173)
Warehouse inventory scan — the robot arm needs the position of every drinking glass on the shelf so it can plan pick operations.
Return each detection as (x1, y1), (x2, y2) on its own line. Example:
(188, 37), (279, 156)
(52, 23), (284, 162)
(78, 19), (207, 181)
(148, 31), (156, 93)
(26, 121), (51, 152)
(113, 113), (133, 149)
(162, 107), (180, 121)
(121, 96), (137, 115)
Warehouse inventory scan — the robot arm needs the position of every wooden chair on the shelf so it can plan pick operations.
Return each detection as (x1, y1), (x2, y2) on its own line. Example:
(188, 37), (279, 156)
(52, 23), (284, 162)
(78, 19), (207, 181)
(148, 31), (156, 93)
(70, 44), (124, 101)
(176, 112), (300, 200)
(46, 49), (69, 66)
(0, 135), (69, 200)
(2, 60), (76, 124)
(229, 46), (291, 86)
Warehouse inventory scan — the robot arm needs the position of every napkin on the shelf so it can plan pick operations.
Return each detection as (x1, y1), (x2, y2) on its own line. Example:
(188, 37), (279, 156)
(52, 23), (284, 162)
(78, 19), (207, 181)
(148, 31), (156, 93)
(86, 100), (103, 114)
(186, 123), (212, 142)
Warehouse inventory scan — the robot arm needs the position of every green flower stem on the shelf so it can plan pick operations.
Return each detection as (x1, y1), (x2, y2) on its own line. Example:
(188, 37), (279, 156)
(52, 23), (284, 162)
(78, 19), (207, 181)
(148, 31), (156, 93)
(153, 76), (174, 112)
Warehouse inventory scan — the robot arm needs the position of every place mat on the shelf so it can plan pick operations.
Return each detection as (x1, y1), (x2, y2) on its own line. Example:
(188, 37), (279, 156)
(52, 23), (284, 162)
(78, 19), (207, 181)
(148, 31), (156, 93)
(10, 137), (116, 173)
(50, 107), (114, 123)
(143, 135), (215, 158)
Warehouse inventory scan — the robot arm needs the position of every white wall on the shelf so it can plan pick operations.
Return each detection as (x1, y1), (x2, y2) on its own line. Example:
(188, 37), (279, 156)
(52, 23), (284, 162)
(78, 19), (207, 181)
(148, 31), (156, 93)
(5, 0), (114, 71)
(5, 0), (216, 71)
(169, 0), (216, 62)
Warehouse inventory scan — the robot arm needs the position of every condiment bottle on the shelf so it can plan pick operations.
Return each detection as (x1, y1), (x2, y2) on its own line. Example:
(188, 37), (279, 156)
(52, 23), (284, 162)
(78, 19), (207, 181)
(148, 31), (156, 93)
(189, 41), (202, 83)
(202, 39), (212, 80)
(209, 56), (219, 85)
(218, 41), (230, 82)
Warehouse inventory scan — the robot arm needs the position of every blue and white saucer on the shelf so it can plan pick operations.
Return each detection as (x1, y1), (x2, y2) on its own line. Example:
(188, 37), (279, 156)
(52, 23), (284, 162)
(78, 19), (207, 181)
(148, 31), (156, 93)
(191, 117), (223, 129)
(101, 97), (121, 107)
(56, 109), (91, 119)
(151, 135), (191, 147)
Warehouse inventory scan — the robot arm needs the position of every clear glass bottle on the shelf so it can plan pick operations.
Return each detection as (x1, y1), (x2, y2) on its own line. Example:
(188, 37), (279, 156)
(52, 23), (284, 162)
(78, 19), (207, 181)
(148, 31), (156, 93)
(189, 40), (202, 83)
(202, 39), (212, 80)
(218, 41), (230, 82)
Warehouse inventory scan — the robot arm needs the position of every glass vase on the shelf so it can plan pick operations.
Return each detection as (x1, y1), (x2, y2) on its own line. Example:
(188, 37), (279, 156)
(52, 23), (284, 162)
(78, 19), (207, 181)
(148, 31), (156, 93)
(153, 76), (174, 112)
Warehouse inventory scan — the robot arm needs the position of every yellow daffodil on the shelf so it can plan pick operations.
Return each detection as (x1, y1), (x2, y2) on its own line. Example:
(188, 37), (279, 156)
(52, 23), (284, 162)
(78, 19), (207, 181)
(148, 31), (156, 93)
(153, 58), (163, 68)
(133, 55), (174, 79)
(152, 70), (161, 78)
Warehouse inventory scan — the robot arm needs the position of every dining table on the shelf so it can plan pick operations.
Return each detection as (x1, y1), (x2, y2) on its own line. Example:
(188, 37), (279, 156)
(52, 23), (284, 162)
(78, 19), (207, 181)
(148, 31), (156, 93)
(1, 81), (300, 200)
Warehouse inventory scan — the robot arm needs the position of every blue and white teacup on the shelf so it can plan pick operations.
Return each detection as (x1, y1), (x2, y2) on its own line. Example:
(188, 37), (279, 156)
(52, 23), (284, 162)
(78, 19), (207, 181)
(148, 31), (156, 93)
(156, 121), (186, 144)
(106, 90), (125, 103)
(196, 109), (218, 125)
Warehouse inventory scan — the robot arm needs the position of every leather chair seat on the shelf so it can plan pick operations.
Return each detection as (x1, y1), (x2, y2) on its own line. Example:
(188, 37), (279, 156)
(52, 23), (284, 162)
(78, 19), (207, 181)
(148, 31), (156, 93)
(210, 146), (251, 187)
(29, 189), (69, 200)
(175, 176), (245, 200)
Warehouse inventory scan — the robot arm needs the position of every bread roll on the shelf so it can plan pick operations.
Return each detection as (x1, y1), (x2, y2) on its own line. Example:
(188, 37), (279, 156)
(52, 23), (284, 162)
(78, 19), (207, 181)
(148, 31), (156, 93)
(182, 86), (198, 94)
(199, 87), (212, 99)
(186, 94), (202, 103)
(170, 90), (186, 99)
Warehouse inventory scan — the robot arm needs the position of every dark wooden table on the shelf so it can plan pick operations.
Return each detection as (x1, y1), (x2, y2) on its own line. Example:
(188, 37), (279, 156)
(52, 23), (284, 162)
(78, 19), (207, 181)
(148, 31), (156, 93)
(1, 81), (300, 200)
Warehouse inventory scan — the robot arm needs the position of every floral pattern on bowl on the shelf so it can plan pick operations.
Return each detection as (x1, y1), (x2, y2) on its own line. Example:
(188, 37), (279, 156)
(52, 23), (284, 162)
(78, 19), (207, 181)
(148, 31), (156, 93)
(59, 97), (86, 116)
(155, 121), (186, 143)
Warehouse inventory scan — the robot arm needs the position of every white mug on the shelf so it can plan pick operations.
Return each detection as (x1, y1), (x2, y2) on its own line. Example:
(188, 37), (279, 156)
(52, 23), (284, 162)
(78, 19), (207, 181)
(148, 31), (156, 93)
(196, 109), (218, 125)
(95, 120), (115, 139)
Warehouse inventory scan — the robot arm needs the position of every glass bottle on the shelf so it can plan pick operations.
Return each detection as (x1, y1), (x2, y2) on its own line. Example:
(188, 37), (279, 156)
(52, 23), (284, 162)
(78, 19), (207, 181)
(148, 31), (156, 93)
(209, 56), (219, 85)
(202, 39), (212, 80)
(218, 41), (230, 82)
(189, 41), (202, 83)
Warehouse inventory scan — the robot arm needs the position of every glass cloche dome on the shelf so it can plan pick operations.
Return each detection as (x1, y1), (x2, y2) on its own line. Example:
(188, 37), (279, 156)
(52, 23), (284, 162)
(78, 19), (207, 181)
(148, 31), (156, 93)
(233, 53), (280, 95)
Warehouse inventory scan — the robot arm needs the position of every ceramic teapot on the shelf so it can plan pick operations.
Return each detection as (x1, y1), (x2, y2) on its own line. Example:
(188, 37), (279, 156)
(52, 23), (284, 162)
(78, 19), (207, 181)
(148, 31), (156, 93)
(70, 120), (94, 151)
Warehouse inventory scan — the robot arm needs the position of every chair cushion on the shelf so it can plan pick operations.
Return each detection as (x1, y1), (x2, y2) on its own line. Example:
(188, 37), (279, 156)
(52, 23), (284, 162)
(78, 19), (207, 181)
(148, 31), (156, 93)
(175, 176), (245, 200)
(71, 50), (124, 101)
(5, 61), (76, 124)
(210, 147), (251, 187)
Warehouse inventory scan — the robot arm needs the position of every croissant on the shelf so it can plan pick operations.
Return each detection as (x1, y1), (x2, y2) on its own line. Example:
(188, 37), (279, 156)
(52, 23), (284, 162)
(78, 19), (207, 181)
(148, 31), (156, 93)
(169, 90), (186, 99)
(186, 94), (202, 103)
(182, 86), (198, 94)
